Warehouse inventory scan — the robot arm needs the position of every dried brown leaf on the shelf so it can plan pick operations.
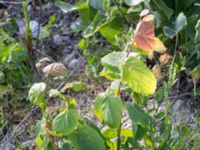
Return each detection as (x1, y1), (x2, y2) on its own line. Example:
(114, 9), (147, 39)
(43, 63), (67, 77)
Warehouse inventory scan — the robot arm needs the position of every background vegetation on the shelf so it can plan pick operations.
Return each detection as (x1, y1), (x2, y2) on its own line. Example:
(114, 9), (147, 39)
(0, 0), (200, 150)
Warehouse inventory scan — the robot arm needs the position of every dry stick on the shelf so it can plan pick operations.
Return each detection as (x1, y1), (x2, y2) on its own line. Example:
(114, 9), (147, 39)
(35, 0), (42, 50)
(0, 106), (39, 148)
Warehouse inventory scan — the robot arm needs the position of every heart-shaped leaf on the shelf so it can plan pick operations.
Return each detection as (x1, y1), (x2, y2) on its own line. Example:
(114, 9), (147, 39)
(53, 109), (79, 136)
(122, 57), (157, 95)
(133, 21), (166, 53)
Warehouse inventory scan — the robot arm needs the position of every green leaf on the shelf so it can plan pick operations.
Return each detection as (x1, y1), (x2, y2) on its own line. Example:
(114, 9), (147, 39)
(28, 82), (46, 111)
(163, 26), (176, 39)
(55, 1), (77, 13)
(53, 109), (79, 136)
(127, 104), (151, 129)
(83, 12), (108, 38)
(101, 51), (127, 74)
(61, 81), (87, 93)
(122, 57), (157, 95)
(102, 128), (117, 139)
(94, 95), (104, 120)
(69, 125), (106, 150)
(99, 18), (123, 46)
(55, 0), (87, 13)
(102, 95), (123, 128)
(0, 71), (5, 83)
(164, 12), (187, 38)
(94, 93), (123, 128)
(124, 0), (143, 6)
(35, 118), (46, 136)
(132, 124), (147, 140)
(49, 89), (61, 98)
(36, 134), (54, 150)
(61, 143), (71, 150)
(195, 19), (200, 42)
(151, 0), (174, 20)
(175, 12), (187, 33)
(89, 0), (103, 10)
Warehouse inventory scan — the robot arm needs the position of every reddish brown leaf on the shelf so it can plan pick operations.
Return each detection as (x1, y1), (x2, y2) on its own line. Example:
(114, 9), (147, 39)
(133, 21), (166, 53)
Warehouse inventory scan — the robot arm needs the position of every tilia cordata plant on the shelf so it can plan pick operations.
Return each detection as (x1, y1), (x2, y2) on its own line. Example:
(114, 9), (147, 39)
(28, 11), (166, 150)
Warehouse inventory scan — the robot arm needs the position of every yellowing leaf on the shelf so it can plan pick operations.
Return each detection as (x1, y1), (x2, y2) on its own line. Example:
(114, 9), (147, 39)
(154, 37), (167, 53)
(133, 21), (166, 53)
(122, 57), (157, 95)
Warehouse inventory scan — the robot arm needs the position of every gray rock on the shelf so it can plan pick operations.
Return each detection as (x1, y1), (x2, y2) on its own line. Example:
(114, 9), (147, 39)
(63, 52), (76, 66)
(17, 20), (48, 38)
(53, 35), (70, 46)
(68, 58), (80, 69)
(171, 100), (193, 125)
(70, 18), (80, 31)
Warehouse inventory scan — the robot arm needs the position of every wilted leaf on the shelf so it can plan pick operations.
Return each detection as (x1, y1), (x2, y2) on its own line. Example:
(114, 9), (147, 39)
(38, 57), (51, 64)
(43, 63), (67, 77)
(133, 21), (166, 53)
(152, 64), (162, 81)
(159, 53), (172, 65)
(35, 62), (42, 72)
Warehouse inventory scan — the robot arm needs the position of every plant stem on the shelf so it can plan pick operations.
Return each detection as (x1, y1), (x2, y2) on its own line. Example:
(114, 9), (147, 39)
(116, 41), (134, 150)
(117, 124), (122, 150)
(22, 0), (32, 52)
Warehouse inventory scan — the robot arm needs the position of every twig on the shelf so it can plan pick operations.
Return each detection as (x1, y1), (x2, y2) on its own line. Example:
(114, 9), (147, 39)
(35, 0), (43, 50)
(0, 106), (39, 149)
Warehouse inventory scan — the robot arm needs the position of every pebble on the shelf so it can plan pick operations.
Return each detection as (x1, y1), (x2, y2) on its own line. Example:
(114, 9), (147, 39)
(68, 58), (80, 69)
(63, 52), (76, 66)
(53, 34), (70, 46)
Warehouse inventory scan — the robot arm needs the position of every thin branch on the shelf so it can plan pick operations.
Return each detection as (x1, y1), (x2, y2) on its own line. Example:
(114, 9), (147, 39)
(36, 0), (43, 50)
